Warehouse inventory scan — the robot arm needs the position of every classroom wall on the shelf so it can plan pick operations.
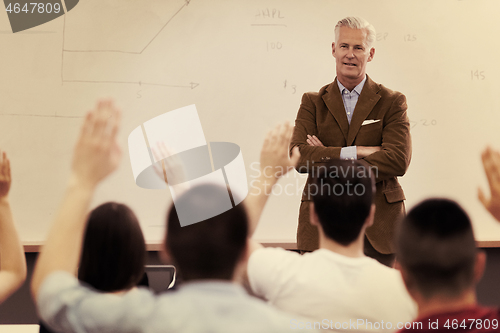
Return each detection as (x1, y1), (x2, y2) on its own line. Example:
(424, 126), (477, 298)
(2, 0), (500, 247)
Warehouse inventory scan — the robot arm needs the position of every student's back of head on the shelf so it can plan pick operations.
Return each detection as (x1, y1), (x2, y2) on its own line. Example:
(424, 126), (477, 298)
(40, 202), (147, 333)
(311, 159), (375, 245)
(396, 198), (477, 299)
(166, 184), (248, 281)
(78, 202), (146, 292)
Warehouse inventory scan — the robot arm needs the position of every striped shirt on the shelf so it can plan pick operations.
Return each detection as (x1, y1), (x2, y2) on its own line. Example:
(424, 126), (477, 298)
(337, 76), (367, 160)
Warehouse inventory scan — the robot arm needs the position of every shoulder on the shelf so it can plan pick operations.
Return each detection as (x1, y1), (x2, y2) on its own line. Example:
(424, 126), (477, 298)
(247, 248), (301, 296)
(367, 76), (406, 102)
(249, 247), (301, 268)
(363, 257), (404, 280)
(38, 271), (155, 332)
(301, 81), (336, 102)
(378, 84), (406, 107)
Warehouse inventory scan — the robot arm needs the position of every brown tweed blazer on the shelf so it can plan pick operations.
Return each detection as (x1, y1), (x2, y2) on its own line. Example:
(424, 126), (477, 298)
(290, 75), (412, 254)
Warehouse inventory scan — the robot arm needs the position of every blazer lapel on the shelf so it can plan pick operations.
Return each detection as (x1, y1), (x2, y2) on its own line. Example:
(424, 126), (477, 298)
(322, 79), (349, 142)
(346, 76), (381, 146)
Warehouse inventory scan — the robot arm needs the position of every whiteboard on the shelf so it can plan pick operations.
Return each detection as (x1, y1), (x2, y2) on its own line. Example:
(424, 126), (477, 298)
(1, 0), (499, 246)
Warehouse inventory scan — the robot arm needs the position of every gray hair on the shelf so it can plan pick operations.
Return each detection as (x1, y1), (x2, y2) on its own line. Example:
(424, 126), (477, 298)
(334, 17), (376, 48)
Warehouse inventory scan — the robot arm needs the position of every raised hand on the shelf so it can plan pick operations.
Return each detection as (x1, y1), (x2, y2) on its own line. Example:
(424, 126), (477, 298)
(0, 152), (11, 198)
(478, 147), (500, 222)
(152, 142), (186, 185)
(260, 122), (300, 182)
(71, 100), (121, 189)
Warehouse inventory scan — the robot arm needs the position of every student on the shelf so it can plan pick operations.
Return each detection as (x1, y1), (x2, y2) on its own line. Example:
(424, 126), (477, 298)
(396, 199), (499, 332)
(77, 202), (147, 292)
(31, 100), (313, 333)
(245, 157), (416, 331)
(0, 151), (27, 304)
(39, 202), (148, 333)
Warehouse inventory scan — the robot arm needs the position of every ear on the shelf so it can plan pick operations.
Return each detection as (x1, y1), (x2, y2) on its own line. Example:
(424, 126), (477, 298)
(309, 202), (320, 227)
(368, 47), (375, 62)
(332, 42), (336, 58)
(364, 204), (376, 228)
(474, 250), (487, 283)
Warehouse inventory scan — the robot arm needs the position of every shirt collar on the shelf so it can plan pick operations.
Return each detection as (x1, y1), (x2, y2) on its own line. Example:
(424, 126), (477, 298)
(337, 75), (367, 95)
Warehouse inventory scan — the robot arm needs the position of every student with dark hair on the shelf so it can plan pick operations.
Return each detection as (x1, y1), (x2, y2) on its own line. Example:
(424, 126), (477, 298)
(246, 157), (416, 329)
(166, 185), (248, 282)
(31, 100), (314, 333)
(39, 202), (147, 333)
(78, 202), (146, 291)
(396, 199), (499, 333)
(0, 151), (27, 304)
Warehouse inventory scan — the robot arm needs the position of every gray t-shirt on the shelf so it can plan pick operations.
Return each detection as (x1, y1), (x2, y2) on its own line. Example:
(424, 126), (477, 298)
(38, 271), (311, 333)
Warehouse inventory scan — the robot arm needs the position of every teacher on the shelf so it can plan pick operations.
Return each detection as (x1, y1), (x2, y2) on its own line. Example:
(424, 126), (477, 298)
(290, 16), (411, 266)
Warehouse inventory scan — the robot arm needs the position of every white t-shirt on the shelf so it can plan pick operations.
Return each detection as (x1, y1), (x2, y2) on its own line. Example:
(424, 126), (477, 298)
(248, 248), (417, 333)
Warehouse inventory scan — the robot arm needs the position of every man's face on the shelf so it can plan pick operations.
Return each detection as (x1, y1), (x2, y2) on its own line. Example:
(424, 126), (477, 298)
(332, 27), (375, 87)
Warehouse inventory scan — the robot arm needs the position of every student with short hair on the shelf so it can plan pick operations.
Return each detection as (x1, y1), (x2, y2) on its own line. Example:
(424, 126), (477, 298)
(165, 186), (248, 282)
(31, 100), (312, 333)
(0, 151), (27, 304)
(245, 157), (416, 330)
(396, 199), (499, 332)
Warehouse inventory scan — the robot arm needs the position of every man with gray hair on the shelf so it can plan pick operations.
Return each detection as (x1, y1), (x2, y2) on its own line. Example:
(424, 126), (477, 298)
(291, 16), (411, 265)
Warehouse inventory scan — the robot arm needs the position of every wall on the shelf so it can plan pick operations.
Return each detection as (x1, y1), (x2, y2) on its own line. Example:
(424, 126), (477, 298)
(0, 0), (499, 254)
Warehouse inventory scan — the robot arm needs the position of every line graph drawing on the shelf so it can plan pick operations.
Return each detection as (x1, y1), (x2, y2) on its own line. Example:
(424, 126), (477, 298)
(60, 0), (199, 89)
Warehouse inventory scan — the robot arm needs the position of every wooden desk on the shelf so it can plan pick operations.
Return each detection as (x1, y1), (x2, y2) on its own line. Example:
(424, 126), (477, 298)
(22, 240), (500, 252)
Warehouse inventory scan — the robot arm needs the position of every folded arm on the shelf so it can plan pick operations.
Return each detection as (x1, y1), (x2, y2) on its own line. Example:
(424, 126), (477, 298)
(290, 94), (342, 173)
(294, 93), (411, 183)
(361, 94), (411, 183)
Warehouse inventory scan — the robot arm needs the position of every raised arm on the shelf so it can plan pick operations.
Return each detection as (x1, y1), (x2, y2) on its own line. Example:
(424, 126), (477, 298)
(0, 151), (27, 303)
(479, 147), (500, 222)
(245, 122), (300, 237)
(31, 100), (121, 298)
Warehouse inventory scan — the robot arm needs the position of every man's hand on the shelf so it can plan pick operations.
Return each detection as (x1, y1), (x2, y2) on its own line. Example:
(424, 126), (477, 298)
(0, 152), (11, 199)
(260, 123), (300, 184)
(306, 136), (381, 160)
(246, 122), (300, 236)
(32, 99), (122, 299)
(307, 135), (324, 147)
(357, 146), (382, 159)
(71, 100), (121, 190)
(152, 142), (186, 185)
(478, 147), (500, 222)
(0, 151), (27, 304)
